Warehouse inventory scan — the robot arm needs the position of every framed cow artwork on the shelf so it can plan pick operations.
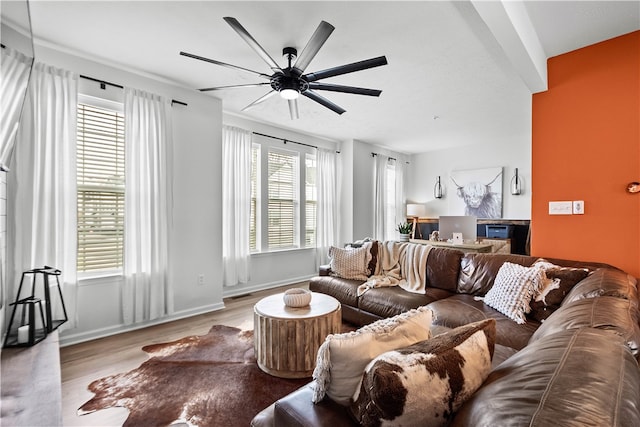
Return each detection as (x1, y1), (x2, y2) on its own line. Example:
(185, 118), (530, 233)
(449, 167), (503, 219)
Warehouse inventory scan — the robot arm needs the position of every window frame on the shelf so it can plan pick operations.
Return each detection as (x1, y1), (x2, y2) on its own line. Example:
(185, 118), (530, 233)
(76, 94), (126, 280)
(250, 134), (316, 254)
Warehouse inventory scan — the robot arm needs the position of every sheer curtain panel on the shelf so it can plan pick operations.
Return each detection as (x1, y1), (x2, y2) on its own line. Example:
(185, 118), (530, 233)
(0, 47), (33, 170)
(222, 125), (252, 286)
(394, 159), (406, 231)
(9, 62), (78, 329)
(373, 154), (389, 241)
(123, 88), (173, 325)
(315, 148), (338, 267)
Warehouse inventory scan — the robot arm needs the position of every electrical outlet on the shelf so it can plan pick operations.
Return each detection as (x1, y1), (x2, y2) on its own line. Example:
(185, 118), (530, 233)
(573, 200), (585, 215)
(197, 274), (205, 286)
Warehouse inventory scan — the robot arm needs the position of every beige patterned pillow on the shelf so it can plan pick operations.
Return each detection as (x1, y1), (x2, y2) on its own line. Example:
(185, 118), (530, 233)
(328, 245), (370, 280)
(312, 306), (433, 405)
(482, 262), (546, 324)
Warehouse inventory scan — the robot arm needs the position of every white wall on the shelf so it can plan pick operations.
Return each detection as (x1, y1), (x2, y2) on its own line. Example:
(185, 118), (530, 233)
(339, 139), (408, 243)
(25, 45), (224, 345)
(406, 132), (531, 219)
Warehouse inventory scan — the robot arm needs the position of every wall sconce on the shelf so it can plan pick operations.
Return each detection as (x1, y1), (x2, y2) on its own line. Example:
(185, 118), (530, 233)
(627, 182), (640, 194)
(434, 176), (443, 199)
(511, 168), (522, 195)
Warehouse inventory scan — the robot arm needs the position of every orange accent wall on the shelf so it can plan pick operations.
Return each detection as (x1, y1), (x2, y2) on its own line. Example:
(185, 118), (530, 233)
(532, 31), (640, 278)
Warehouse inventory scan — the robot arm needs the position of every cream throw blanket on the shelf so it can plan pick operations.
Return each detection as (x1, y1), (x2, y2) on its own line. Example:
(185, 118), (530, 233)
(357, 241), (432, 296)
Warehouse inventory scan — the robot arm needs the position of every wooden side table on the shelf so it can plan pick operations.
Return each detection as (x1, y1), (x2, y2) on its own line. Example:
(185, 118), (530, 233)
(254, 292), (341, 378)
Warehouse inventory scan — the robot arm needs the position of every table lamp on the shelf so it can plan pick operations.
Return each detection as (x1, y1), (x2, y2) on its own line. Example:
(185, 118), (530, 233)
(406, 203), (427, 239)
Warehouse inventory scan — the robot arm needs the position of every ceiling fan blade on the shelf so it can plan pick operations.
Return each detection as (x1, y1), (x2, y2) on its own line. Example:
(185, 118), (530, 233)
(223, 17), (282, 73)
(180, 51), (271, 78)
(241, 90), (278, 111)
(307, 83), (382, 97)
(288, 99), (299, 120)
(199, 82), (270, 92)
(302, 90), (346, 115)
(292, 21), (335, 75)
(304, 56), (388, 82)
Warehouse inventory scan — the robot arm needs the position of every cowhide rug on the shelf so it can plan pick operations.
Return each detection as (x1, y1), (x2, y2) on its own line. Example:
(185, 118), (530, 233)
(78, 325), (309, 427)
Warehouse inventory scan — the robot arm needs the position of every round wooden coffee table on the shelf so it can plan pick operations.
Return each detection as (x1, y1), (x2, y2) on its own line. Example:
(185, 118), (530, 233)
(254, 291), (341, 378)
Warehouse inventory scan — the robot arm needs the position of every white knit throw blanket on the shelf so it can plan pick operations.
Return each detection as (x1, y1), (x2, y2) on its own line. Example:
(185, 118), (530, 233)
(357, 241), (432, 296)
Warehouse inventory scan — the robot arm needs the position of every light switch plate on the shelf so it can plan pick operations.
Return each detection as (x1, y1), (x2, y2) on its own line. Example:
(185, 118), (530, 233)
(549, 201), (573, 215)
(573, 200), (585, 214)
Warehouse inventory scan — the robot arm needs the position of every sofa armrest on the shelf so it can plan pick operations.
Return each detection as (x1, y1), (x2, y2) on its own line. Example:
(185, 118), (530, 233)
(274, 384), (356, 427)
(319, 265), (332, 276)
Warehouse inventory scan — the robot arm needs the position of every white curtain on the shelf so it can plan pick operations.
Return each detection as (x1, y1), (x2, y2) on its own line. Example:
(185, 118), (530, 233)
(394, 158), (406, 229)
(123, 88), (173, 325)
(315, 148), (338, 267)
(222, 125), (252, 286)
(373, 154), (389, 241)
(9, 62), (78, 329)
(1, 47), (33, 170)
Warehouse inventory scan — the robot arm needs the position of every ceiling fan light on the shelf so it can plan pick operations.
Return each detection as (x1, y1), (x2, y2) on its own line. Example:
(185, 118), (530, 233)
(280, 88), (299, 100)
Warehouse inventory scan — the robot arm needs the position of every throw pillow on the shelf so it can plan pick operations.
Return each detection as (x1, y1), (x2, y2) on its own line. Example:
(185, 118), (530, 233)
(528, 259), (589, 322)
(328, 245), (371, 280)
(482, 262), (546, 324)
(311, 306), (433, 406)
(350, 318), (496, 427)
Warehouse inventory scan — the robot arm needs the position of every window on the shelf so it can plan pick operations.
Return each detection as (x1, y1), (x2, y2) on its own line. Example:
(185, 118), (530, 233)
(305, 154), (317, 246)
(76, 99), (125, 273)
(249, 144), (260, 251)
(385, 160), (397, 241)
(267, 150), (298, 249)
(249, 134), (316, 252)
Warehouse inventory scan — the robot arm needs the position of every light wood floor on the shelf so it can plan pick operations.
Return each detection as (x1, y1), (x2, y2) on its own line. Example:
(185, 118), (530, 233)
(60, 282), (308, 427)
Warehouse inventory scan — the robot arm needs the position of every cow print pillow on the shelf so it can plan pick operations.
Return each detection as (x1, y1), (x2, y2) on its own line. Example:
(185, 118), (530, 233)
(350, 319), (496, 427)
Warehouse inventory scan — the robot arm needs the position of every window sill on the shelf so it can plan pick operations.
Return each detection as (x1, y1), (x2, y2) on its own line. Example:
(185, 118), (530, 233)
(250, 247), (315, 257)
(77, 270), (123, 286)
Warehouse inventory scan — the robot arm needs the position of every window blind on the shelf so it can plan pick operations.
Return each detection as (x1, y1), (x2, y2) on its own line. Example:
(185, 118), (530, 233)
(250, 144), (259, 251)
(305, 154), (317, 247)
(267, 150), (298, 249)
(77, 103), (125, 272)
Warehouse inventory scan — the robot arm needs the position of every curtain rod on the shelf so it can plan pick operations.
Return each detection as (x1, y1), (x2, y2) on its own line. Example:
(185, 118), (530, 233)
(371, 151), (397, 162)
(253, 131), (340, 153)
(80, 74), (187, 106)
(371, 151), (410, 164)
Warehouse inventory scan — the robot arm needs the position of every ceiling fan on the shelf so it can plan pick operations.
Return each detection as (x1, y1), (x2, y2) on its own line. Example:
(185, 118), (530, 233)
(180, 17), (388, 119)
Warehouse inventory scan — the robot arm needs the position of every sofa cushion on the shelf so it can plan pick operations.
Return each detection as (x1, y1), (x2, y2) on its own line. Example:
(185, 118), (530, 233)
(451, 328), (640, 427)
(328, 245), (371, 280)
(357, 286), (453, 318)
(528, 260), (590, 322)
(457, 253), (536, 295)
(562, 268), (639, 306)
(482, 262), (546, 324)
(529, 296), (640, 356)
(309, 276), (361, 307)
(426, 247), (464, 292)
(350, 319), (495, 427)
(427, 294), (538, 350)
(311, 306), (433, 406)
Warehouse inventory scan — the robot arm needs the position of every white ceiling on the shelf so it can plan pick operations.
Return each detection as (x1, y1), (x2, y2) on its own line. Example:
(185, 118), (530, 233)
(19, 1), (640, 153)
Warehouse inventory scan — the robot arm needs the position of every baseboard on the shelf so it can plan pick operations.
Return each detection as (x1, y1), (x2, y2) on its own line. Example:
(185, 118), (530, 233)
(59, 301), (226, 347)
(222, 275), (313, 299)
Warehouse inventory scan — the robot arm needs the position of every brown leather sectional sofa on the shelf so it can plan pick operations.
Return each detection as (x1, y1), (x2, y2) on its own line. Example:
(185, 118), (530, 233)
(252, 248), (640, 426)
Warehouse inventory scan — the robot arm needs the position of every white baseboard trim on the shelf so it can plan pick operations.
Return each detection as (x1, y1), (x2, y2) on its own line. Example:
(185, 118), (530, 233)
(59, 301), (226, 347)
(222, 274), (314, 299)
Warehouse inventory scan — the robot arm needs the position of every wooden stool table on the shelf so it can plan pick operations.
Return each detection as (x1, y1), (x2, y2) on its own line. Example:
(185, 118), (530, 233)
(254, 292), (341, 378)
